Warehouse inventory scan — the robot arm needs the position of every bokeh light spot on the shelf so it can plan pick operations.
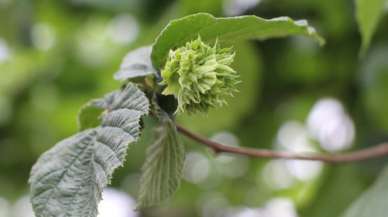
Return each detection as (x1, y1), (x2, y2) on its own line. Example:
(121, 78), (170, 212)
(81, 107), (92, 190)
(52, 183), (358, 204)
(106, 14), (139, 45)
(307, 98), (355, 152)
(0, 38), (11, 62)
(183, 152), (211, 184)
(97, 188), (138, 217)
(224, 0), (261, 16)
(31, 23), (56, 51)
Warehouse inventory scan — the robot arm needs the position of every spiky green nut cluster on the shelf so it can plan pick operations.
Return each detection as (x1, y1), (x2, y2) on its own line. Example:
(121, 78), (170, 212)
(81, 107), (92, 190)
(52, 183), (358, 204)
(161, 37), (239, 113)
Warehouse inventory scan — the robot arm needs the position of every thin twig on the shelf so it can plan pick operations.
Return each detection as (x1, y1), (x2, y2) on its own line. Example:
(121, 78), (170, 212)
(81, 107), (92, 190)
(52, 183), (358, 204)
(176, 125), (388, 163)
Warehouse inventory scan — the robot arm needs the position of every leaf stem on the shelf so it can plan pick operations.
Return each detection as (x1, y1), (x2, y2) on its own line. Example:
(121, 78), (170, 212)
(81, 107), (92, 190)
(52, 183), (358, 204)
(176, 125), (388, 163)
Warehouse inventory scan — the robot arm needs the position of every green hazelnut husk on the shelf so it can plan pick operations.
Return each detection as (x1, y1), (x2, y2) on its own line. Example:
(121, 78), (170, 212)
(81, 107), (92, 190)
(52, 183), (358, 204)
(161, 37), (239, 114)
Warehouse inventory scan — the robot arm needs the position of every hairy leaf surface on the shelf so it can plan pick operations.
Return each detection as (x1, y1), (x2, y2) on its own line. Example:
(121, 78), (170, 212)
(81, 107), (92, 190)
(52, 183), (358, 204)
(151, 12), (325, 68)
(137, 115), (185, 209)
(29, 84), (149, 217)
(342, 166), (388, 217)
(114, 46), (157, 80)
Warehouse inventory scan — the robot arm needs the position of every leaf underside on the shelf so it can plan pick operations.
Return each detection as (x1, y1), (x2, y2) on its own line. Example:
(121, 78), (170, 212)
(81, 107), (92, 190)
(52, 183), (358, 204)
(114, 46), (157, 80)
(29, 84), (149, 217)
(137, 114), (185, 209)
(151, 12), (325, 69)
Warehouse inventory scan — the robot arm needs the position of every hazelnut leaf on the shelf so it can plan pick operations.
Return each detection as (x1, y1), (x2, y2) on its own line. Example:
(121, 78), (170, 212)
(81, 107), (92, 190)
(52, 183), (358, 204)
(151, 12), (325, 69)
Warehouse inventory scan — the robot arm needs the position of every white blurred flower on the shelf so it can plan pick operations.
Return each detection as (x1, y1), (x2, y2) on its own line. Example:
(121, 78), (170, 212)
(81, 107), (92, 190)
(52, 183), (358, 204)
(276, 121), (323, 182)
(233, 208), (264, 217)
(212, 131), (239, 162)
(307, 98), (355, 152)
(212, 132), (249, 178)
(277, 121), (311, 152)
(227, 198), (298, 217)
(213, 131), (239, 160)
(106, 14), (139, 45)
(98, 188), (138, 217)
(224, 0), (262, 16)
(285, 159), (322, 181)
(31, 23), (56, 51)
(183, 152), (211, 184)
(200, 193), (229, 217)
(263, 198), (298, 217)
(0, 38), (11, 62)
(76, 19), (116, 67)
(262, 160), (295, 189)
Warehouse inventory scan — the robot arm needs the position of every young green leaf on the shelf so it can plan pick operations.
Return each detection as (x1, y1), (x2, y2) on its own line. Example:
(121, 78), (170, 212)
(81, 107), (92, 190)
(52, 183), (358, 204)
(137, 114), (185, 209)
(355, 0), (386, 54)
(114, 46), (157, 80)
(151, 12), (325, 69)
(29, 84), (149, 217)
(342, 166), (388, 217)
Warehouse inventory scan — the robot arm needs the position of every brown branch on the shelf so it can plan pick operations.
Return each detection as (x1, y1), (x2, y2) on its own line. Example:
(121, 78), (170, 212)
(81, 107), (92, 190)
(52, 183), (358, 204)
(176, 125), (388, 163)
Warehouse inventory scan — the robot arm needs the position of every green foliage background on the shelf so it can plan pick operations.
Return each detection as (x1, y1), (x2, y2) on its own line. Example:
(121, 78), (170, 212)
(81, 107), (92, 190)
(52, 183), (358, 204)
(0, 0), (388, 216)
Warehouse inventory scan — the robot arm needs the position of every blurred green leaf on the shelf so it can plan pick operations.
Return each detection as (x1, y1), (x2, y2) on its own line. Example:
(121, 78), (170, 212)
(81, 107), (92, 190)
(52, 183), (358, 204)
(355, 0), (386, 54)
(70, 0), (139, 11)
(151, 12), (325, 69)
(300, 166), (366, 217)
(360, 46), (388, 130)
(0, 51), (49, 96)
(179, 0), (223, 16)
(77, 100), (104, 131)
(138, 115), (185, 209)
(342, 165), (388, 217)
(276, 39), (330, 84)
